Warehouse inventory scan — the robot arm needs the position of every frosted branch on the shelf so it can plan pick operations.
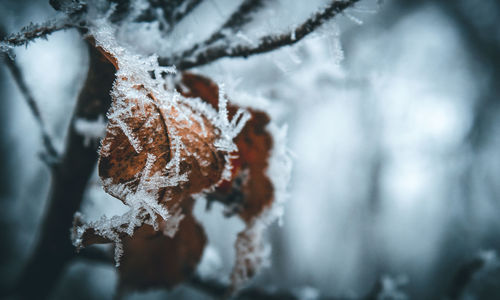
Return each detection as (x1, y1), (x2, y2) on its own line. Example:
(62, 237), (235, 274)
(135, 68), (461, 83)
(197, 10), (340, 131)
(0, 19), (74, 49)
(172, 0), (265, 59)
(160, 0), (361, 69)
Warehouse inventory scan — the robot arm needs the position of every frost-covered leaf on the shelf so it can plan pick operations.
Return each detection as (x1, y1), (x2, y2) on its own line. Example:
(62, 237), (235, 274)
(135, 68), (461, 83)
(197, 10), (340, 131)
(72, 20), (289, 293)
(73, 22), (241, 267)
(179, 73), (274, 222)
(118, 199), (206, 290)
(178, 73), (277, 290)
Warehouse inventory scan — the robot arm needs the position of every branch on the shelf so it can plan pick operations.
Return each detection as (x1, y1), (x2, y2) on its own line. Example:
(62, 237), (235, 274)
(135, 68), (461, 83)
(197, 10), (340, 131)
(0, 19), (74, 49)
(160, 0), (361, 70)
(136, 0), (203, 33)
(172, 0), (265, 61)
(170, 0), (203, 27)
(13, 40), (115, 300)
(0, 26), (59, 165)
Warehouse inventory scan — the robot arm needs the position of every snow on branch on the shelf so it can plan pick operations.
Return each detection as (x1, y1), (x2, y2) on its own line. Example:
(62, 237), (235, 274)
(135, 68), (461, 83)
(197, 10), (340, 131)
(160, 0), (361, 70)
(0, 18), (74, 51)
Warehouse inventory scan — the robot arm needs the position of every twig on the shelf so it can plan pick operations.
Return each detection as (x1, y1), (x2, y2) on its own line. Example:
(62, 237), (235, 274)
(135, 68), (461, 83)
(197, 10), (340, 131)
(160, 0), (361, 69)
(170, 0), (203, 26)
(1, 19), (74, 48)
(173, 0), (265, 61)
(0, 26), (59, 165)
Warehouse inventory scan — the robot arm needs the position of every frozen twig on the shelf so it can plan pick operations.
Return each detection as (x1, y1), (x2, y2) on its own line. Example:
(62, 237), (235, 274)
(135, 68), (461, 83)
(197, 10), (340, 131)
(0, 19), (74, 49)
(160, 0), (361, 69)
(171, 0), (265, 60)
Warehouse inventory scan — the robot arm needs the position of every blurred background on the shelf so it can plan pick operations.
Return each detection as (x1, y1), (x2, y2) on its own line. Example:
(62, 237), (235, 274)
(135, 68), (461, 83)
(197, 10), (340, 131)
(2, 0), (500, 299)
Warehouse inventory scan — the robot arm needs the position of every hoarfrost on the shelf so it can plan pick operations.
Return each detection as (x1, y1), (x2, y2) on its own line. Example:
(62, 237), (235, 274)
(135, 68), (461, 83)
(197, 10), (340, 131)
(74, 115), (107, 147)
(73, 153), (171, 265)
(73, 18), (254, 266)
(344, 12), (364, 26)
(232, 222), (272, 288)
(162, 206), (185, 238)
(213, 83), (251, 152)
(229, 121), (291, 289)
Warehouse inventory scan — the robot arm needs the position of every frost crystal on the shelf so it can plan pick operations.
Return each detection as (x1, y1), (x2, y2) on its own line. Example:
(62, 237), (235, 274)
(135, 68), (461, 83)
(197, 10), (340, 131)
(213, 83), (251, 152)
(162, 206), (185, 238)
(74, 115), (107, 146)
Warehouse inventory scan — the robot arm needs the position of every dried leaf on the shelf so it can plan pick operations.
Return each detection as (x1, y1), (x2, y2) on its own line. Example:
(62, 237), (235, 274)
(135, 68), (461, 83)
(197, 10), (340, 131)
(118, 199), (206, 290)
(98, 84), (227, 211)
(71, 25), (282, 293)
(179, 73), (274, 222)
(178, 73), (275, 289)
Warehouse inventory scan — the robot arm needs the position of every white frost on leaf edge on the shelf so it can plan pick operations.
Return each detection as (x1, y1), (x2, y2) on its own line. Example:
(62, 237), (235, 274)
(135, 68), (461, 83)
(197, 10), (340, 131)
(230, 108), (292, 289)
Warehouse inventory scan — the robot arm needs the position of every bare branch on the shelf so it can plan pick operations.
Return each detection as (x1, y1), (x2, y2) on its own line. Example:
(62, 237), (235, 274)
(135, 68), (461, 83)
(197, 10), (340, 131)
(161, 0), (361, 70)
(0, 26), (59, 164)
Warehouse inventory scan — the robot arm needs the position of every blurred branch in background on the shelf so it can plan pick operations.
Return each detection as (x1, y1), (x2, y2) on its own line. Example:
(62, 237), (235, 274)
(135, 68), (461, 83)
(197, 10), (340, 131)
(12, 39), (115, 299)
(0, 26), (59, 166)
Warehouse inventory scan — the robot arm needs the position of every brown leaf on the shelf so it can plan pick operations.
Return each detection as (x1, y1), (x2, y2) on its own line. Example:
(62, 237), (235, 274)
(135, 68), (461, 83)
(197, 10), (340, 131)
(98, 85), (227, 210)
(179, 72), (274, 222)
(118, 198), (206, 290)
(179, 73), (275, 289)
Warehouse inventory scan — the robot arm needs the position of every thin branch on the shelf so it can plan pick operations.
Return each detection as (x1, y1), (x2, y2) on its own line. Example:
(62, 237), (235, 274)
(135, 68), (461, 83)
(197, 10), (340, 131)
(0, 26), (59, 164)
(170, 0), (203, 27)
(0, 19), (74, 48)
(134, 0), (203, 34)
(160, 0), (361, 70)
(173, 0), (265, 60)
